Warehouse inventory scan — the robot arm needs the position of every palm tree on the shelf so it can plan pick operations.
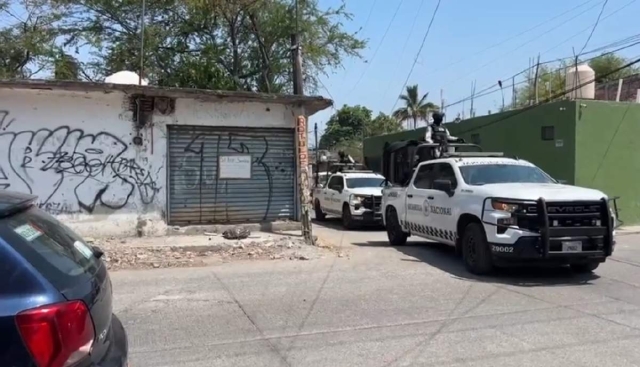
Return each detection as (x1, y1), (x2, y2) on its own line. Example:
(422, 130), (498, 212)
(392, 85), (438, 130)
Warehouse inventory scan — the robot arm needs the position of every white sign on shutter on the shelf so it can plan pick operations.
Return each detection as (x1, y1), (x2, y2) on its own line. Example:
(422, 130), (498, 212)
(219, 155), (252, 179)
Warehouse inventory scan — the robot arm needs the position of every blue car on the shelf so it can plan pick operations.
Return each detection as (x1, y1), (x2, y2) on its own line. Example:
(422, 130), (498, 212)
(0, 190), (128, 367)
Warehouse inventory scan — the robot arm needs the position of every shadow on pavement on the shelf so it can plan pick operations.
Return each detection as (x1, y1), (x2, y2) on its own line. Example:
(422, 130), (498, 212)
(351, 240), (600, 287)
(312, 217), (385, 232)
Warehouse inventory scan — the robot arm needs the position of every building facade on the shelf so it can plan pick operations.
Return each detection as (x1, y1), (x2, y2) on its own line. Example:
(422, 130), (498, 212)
(0, 80), (331, 237)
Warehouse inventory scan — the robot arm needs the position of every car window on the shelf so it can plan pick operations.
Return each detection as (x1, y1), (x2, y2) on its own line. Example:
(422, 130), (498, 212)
(346, 177), (385, 188)
(434, 163), (458, 189)
(413, 164), (436, 189)
(459, 164), (555, 185)
(327, 176), (344, 190)
(0, 207), (100, 292)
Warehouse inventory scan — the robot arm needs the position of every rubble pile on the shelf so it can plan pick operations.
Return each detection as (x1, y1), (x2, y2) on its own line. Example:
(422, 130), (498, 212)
(89, 234), (333, 271)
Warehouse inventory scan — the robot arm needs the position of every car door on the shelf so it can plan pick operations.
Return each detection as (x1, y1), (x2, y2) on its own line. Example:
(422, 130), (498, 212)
(325, 175), (345, 215)
(405, 163), (437, 239)
(425, 163), (459, 245)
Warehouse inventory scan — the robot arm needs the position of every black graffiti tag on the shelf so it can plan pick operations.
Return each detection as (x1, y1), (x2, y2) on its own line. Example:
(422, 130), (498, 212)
(0, 121), (160, 214)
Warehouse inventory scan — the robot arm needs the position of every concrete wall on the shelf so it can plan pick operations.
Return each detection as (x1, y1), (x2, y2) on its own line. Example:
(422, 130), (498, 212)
(447, 101), (577, 184)
(0, 88), (301, 237)
(575, 100), (640, 224)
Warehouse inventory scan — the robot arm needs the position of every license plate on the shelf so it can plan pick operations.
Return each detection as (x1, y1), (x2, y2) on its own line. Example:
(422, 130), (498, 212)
(562, 241), (582, 252)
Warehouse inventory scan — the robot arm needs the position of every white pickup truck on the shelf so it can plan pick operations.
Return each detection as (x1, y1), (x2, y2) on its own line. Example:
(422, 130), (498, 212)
(382, 156), (617, 275)
(313, 171), (385, 229)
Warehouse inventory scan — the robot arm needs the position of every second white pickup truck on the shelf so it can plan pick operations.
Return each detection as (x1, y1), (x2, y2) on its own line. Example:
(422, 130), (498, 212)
(382, 155), (617, 275)
(313, 170), (385, 229)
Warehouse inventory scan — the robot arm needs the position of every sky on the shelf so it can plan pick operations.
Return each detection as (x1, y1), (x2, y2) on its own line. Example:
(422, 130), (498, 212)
(310, 0), (640, 137)
(2, 0), (639, 140)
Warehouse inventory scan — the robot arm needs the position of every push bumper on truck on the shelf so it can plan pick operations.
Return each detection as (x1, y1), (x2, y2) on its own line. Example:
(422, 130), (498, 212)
(351, 195), (383, 224)
(481, 197), (618, 267)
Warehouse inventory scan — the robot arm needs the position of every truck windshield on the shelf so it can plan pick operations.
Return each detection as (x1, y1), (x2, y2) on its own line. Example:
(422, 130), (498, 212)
(346, 177), (385, 188)
(459, 164), (556, 185)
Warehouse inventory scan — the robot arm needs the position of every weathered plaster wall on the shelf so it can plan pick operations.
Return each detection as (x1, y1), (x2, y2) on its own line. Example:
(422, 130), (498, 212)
(0, 88), (301, 237)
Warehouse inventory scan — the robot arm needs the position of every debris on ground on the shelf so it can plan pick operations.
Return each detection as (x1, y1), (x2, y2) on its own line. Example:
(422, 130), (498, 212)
(96, 233), (335, 271)
(222, 226), (251, 240)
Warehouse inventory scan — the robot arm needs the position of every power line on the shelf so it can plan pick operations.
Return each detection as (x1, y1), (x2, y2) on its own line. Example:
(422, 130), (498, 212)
(359, 0), (378, 34)
(423, 0), (599, 79)
(541, 0), (637, 56)
(388, 0), (442, 114)
(379, 0), (427, 105)
(348, 0), (405, 94)
(445, 34), (640, 110)
(578, 0), (609, 55)
(453, 55), (640, 135)
(445, 0), (604, 88)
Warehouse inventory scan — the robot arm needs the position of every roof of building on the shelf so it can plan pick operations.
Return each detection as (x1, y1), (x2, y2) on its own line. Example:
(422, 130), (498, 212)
(0, 79), (333, 115)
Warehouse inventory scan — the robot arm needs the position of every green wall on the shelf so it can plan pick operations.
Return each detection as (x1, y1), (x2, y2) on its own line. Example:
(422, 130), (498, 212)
(364, 100), (577, 184)
(575, 101), (640, 224)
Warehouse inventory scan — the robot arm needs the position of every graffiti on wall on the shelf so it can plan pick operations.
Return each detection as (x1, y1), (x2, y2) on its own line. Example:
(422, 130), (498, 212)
(175, 130), (295, 222)
(0, 111), (160, 214)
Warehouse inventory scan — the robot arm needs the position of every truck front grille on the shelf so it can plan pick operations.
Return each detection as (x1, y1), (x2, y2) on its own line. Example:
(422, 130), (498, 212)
(517, 201), (605, 231)
(362, 196), (382, 212)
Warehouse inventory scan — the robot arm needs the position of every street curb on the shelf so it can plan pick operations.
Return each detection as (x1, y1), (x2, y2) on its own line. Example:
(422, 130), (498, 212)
(617, 231), (640, 236)
(166, 221), (301, 236)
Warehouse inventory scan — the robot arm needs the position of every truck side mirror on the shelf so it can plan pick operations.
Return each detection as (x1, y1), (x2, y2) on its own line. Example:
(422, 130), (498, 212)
(433, 179), (454, 197)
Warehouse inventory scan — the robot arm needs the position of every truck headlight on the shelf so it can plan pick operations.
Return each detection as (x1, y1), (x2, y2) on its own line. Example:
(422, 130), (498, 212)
(349, 194), (365, 205)
(491, 200), (521, 213)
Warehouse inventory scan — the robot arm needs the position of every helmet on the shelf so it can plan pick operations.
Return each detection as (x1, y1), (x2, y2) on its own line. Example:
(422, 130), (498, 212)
(431, 111), (444, 125)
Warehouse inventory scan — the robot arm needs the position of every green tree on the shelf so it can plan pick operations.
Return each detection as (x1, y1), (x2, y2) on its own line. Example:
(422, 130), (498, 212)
(514, 63), (566, 108)
(588, 53), (640, 83)
(392, 84), (438, 130)
(319, 104), (371, 149)
(0, 0), (61, 79)
(318, 106), (402, 162)
(367, 112), (402, 136)
(46, 0), (365, 92)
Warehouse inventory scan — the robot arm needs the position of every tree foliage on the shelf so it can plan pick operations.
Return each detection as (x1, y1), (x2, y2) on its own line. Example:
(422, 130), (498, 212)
(392, 84), (438, 130)
(588, 53), (639, 83)
(319, 105), (402, 153)
(0, 0), (365, 92)
(0, 0), (61, 79)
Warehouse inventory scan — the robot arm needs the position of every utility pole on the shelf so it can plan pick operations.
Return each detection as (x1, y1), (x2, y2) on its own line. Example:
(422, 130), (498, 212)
(292, 0), (314, 245)
(139, 0), (146, 86)
(469, 80), (476, 118)
(534, 53), (540, 104)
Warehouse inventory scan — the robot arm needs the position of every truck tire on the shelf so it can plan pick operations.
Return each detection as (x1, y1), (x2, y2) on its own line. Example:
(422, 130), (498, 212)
(314, 200), (326, 221)
(386, 207), (408, 246)
(461, 222), (493, 275)
(342, 204), (355, 230)
(570, 261), (600, 273)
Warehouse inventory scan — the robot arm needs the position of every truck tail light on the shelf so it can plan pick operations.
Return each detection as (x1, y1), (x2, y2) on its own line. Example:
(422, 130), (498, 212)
(16, 300), (94, 367)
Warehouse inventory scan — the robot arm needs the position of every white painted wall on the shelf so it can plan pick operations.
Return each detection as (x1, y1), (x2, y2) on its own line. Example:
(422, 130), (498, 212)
(0, 88), (301, 238)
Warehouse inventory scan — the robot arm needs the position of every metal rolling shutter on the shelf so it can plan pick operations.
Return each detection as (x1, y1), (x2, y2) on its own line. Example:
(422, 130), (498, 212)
(167, 125), (296, 225)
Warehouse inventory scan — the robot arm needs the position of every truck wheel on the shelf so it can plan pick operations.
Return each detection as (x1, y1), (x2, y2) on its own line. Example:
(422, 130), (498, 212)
(386, 207), (408, 246)
(342, 204), (355, 230)
(570, 261), (600, 273)
(461, 223), (493, 275)
(314, 200), (326, 221)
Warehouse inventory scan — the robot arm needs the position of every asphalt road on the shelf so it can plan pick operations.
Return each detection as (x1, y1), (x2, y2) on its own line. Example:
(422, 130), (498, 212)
(112, 221), (640, 367)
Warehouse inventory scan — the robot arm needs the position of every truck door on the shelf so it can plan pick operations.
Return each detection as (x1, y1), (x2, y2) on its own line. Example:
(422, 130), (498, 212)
(325, 175), (345, 214)
(425, 163), (458, 245)
(405, 163), (437, 240)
